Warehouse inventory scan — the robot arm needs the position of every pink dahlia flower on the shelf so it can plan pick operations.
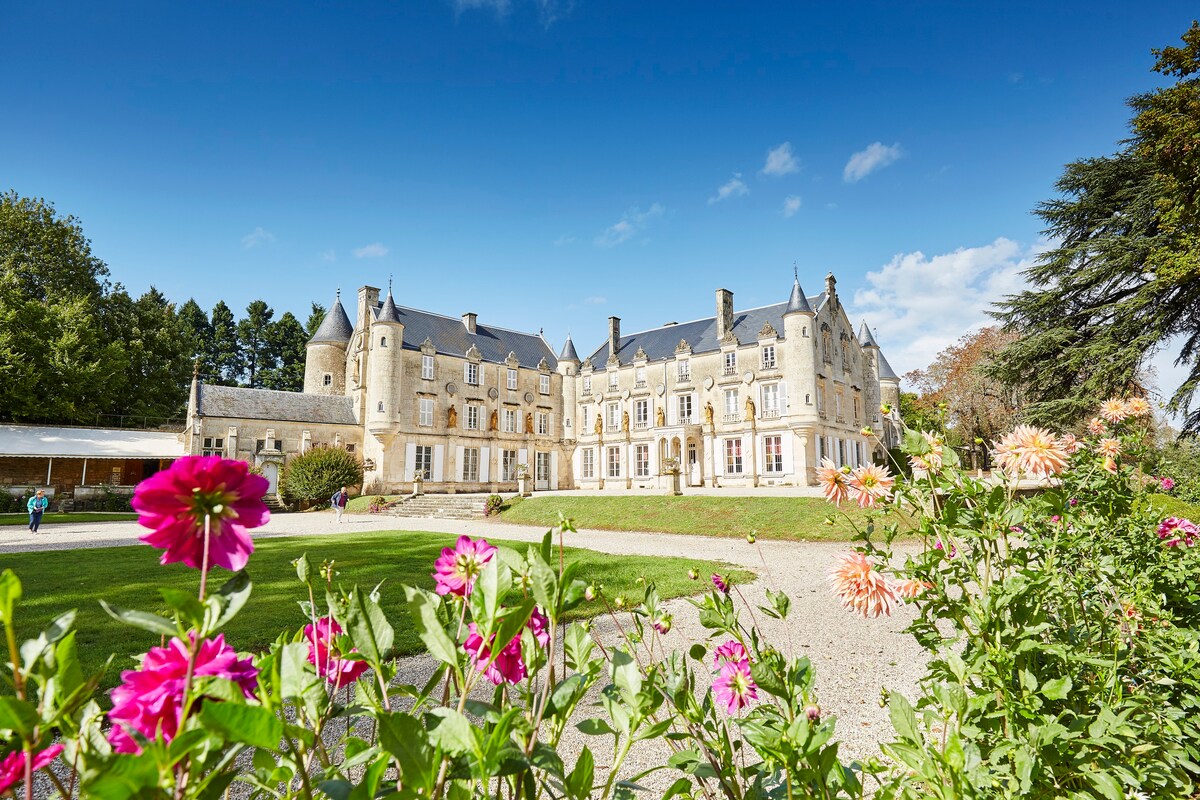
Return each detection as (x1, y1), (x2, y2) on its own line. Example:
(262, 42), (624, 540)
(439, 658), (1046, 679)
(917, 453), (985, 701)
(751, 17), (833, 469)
(991, 425), (1069, 479)
(1099, 398), (1130, 424)
(1157, 517), (1199, 548)
(132, 456), (269, 572)
(463, 622), (526, 685)
(828, 551), (900, 618)
(108, 634), (258, 753)
(847, 464), (894, 509)
(1058, 433), (1082, 455)
(1086, 417), (1107, 436)
(1097, 438), (1121, 459)
(713, 659), (758, 714)
(713, 640), (748, 667)
(1161, 477), (1176, 492)
(432, 535), (497, 596)
(527, 606), (551, 648)
(711, 573), (729, 594)
(934, 540), (957, 558)
(0, 745), (63, 795)
(816, 458), (849, 505)
(306, 617), (370, 688)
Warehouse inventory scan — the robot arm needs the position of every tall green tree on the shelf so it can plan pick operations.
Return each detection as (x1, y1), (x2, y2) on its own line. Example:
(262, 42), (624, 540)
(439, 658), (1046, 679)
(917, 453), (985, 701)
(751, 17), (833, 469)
(237, 300), (276, 388)
(992, 22), (1200, 432)
(177, 298), (213, 374)
(305, 302), (326, 339)
(261, 311), (308, 391)
(209, 301), (241, 386)
(99, 287), (192, 421)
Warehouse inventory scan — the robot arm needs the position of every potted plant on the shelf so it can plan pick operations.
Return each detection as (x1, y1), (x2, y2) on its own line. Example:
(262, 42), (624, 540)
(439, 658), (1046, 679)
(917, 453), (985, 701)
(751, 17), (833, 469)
(516, 463), (531, 497)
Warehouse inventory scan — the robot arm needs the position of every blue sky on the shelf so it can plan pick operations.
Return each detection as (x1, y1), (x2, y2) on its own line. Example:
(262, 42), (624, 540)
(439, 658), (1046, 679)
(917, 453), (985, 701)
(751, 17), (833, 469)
(2, 1), (1193, 392)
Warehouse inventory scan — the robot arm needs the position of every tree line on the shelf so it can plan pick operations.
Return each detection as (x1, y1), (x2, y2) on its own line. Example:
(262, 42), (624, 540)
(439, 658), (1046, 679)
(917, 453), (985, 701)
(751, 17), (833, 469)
(0, 191), (324, 427)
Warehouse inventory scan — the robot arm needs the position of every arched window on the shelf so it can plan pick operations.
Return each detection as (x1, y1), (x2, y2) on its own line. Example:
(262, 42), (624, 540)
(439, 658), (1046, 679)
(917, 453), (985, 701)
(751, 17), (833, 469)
(377, 402), (384, 412)
(380, 336), (387, 347)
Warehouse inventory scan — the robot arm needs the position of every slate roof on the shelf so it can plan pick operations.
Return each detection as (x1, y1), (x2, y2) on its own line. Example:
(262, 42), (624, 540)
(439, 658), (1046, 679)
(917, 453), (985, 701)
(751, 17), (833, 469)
(583, 296), (824, 370)
(559, 335), (580, 362)
(877, 350), (899, 380)
(786, 279), (814, 314)
(377, 291), (402, 324)
(196, 384), (357, 425)
(858, 321), (879, 348)
(308, 296), (354, 344)
(370, 303), (557, 370)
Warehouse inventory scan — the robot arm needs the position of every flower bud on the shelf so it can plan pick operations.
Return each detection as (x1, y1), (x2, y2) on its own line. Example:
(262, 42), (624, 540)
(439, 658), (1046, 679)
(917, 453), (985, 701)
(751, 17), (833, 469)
(613, 596), (626, 610)
(880, 404), (892, 415)
(805, 704), (821, 723)
(688, 568), (699, 580)
(860, 427), (873, 436)
(973, 437), (984, 445)
(824, 516), (835, 526)
(653, 615), (672, 634)
(746, 531), (757, 544)
(937, 401), (948, 410)
(584, 584), (597, 601)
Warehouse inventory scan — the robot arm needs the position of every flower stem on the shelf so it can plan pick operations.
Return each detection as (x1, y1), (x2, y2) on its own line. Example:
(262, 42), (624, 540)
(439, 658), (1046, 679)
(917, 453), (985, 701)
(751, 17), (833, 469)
(199, 513), (212, 603)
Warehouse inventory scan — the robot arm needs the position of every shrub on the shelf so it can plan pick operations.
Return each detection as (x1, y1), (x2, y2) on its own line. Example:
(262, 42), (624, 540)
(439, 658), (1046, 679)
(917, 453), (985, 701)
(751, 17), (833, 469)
(484, 493), (503, 516)
(367, 495), (388, 513)
(280, 446), (364, 507)
(0, 493), (21, 513)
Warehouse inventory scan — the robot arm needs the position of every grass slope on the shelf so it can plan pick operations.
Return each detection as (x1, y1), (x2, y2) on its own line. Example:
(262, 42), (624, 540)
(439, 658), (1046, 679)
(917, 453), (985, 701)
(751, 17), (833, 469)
(4, 530), (749, 689)
(1151, 495), (1200, 520)
(496, 495), (873, 541)
(0, 512), (139, 527)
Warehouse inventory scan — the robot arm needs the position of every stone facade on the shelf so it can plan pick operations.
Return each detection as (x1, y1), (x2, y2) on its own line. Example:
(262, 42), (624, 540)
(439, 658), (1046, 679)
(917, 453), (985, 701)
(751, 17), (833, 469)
(183, 274), (902, 493)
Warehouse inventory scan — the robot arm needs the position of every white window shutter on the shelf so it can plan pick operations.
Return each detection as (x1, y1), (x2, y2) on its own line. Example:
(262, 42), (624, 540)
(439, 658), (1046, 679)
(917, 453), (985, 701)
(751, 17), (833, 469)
(405, 442), (417, 473)
(668, 397), (677, 426)
(780, 433), (793, 474)
(455, 446), (465, 480)
(779, 381), (788, 413)
(550, 451), (558, 490)
(518, 448), (528, 467)
(433, 445), (445, 482)
(480, 447), (490, 482)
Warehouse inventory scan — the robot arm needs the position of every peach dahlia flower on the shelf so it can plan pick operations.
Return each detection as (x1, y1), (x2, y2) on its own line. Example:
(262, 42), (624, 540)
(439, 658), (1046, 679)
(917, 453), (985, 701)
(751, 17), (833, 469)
(816, 458), (850, 505)
(847, 464), (894, 509)
(992, 425), (1069, 479)
(1099, 398), (1130, 424)
(828, 551), (900, 618)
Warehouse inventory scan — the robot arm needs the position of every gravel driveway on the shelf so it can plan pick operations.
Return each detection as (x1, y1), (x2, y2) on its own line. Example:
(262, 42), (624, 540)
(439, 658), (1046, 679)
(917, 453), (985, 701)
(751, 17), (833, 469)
(2, 510), (925, 791)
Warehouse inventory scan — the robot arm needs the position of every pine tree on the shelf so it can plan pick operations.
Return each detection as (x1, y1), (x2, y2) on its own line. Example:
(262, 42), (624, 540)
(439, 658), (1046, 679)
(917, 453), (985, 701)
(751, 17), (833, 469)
(306, 302), (326, 339)
(209, 301), (242, 386)
(177, 298), (214, 374)
(992, 22), (1200, 433)
(261, 311), (308, 391)
(237, 300), (276, 388)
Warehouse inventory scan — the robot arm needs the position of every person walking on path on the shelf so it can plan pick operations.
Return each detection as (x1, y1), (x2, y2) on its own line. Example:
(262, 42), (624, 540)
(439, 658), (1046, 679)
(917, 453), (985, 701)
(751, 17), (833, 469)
(27, 489), (49, 533)
(331, 486), (349, 523)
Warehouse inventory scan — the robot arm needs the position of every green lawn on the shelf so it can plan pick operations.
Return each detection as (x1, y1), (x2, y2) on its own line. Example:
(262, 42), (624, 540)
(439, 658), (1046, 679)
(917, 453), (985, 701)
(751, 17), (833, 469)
(3, 530), (750, 690)
(496, 495), (881, 541)
(0, 512), (139, 527)
(1151, 495), (1200, 520)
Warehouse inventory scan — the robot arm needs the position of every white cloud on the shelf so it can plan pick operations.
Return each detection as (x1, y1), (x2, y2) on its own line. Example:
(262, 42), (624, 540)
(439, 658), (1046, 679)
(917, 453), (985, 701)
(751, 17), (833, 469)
(584, 296), (606, 305)
(782, 195), (802, 217)
(1008, 72), (1025, 84)
(353, 242), (389, 259)
(708, 174), (749, 205)
(321, 249), (336, 262)
(594, 203), (664, 248)
(760, 142), (800, 177)
(849, 237), (1044, 379)
(553, 234), (576, 246)
(843, 141), (904, 183)
(450, 0), (511, 13)
(241, 227), (275, 248)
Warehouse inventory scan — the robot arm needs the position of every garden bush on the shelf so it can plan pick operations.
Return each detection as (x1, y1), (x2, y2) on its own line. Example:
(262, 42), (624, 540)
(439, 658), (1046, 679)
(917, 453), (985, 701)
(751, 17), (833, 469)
(0, 400), (1197, 799)
(484, 493), (503, 516)
(279, 446), (364, 507)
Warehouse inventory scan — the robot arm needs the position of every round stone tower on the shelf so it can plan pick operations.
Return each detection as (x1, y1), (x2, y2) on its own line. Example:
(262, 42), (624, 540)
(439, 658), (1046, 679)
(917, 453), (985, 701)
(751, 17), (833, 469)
(304, 291), (353, 395)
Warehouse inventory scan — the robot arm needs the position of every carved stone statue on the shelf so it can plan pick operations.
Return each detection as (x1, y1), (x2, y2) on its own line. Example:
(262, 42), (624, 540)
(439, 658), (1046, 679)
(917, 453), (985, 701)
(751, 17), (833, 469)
(447, 405), (457, 428)
(621, 411), (630, 432)
(489, 410), (498, 431)
(704, 402), (714, 426)
(745, 397), (756, 420)
(655, 406), (665, 427)
(594, 415), (603, 436)
(525, 412), (534, 434)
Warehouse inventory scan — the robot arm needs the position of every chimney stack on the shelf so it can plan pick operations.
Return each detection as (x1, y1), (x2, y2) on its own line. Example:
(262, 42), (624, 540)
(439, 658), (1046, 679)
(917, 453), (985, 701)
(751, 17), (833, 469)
(715, 289), (734, 340)
(462, 312), (477, 335)
(608, 316), (621, 359)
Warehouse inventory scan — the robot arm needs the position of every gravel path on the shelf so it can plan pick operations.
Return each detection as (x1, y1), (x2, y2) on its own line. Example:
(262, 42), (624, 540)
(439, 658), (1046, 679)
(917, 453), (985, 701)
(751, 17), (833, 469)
(2, 510), (925, 791)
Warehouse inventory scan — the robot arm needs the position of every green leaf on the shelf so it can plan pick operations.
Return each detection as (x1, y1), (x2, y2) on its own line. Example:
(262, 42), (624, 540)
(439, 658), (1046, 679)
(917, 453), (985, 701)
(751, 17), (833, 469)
(343, 585), (394, 666)
(403, 585), (459, 668)
(527, 546), (558, 619)
(295, 554), (313, 585)
(1087, 770), (1124, 800)
(427, 707), (476, 755)
(199, 703), (284, 750)
(99, 600), (178, 637)
(80, 752), (160, 800)
(888, 692), (921, 745)
(576, 718), (617, 737)
(205, 570), (252, 632)
(376, 712), (436, 792)
(611, 648), (642, 702)
(159, 588), (205, 624)
(0, 697), (39, 736)
(1041, 676), (1072, 701)
(563, 622), (594, 670)
(278, 642), (318, 699)
(565, 746), (595, 800)
(0, 569), (21, 624)
(688, 643), (707, 662)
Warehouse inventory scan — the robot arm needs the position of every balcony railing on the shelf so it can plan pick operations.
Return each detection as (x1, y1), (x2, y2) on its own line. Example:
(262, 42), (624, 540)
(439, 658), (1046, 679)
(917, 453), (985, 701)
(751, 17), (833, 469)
(722, 365), (737, 377)
(677, 372), (691, 382)
(634, 421), (648, 429)
(607, 424), (622, 434)
(722, 413), (741, 424)
(678, 416), (693, 425)
(634, 381), (646, 389)
(761, 408), (780, 419)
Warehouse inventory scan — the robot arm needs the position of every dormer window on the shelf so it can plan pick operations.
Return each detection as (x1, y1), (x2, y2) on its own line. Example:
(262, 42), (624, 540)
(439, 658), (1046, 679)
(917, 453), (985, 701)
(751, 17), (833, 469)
(465, 362), (480, 386)
(539, 374), (550, 394)
(608, 371), (618, 390)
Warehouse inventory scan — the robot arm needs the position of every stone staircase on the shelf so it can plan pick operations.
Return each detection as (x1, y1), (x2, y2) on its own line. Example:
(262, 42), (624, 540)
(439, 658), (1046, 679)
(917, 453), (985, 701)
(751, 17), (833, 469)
(263, 494), (288, 513)
(384, 494), (493, 520)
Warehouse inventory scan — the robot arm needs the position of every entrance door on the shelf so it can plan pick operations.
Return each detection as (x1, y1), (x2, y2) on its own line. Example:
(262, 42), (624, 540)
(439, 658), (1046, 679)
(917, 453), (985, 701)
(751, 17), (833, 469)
(535, 452), (551, 491)
(261, 462), (279, 495)
(687, 443), (699, 486)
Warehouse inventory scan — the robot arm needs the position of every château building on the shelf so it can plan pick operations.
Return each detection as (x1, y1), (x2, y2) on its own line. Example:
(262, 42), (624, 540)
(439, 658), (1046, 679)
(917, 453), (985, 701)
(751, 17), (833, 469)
(182, 273), (901, 495)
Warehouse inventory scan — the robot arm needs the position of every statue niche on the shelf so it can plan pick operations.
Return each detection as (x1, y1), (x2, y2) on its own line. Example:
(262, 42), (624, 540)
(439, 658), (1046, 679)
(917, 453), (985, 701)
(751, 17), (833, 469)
(594, 415), (603, 436)
(525, 412), (534, 434)
(704, 402), (715, 426)
(621, 411), (630, 433)
(447, 405), (457, 428)
(655, 406), (665, 427)
(489, 410), (499, 431)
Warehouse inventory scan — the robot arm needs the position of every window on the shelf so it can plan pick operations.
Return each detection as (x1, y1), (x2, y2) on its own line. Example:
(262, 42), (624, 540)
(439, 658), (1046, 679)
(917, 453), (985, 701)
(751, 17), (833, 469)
(377, 401), (385, 413)
(723, 351), (737, 376)
(539, 374), (550, 394)
(380, 336), (387, 348)
(724, 388), (739, 420)
(677, 360), (690, 382)
(581, 406), (590, 432)
(608, 371), (619, 390)
(347, 443), (356, 453)
(536, 411), (549, 436)
(607, 402), (621, 431)
(201, 437), (224, 456)
(761, 384), (780, 418)
(761, 345), (776, 369)
(414, 446), (433, 479)
(635, 366), (646, 387)
(465, 362), (479, 386)
(634, 399), (649, 428)
(502, 408), (516, 433)
(421, 355), (434, 380)
(322, 374), (332, 386)
(854, 395), (861, 422)
(634, 444), (650, 477)
(724, 439), (743, 474)
(418, 397), (434, 427)
(581, 448), (595, 479)
(678, 394), (693, 424)
(835, 393), (843, 420)
(466, 404), (481, 430)
(607, 446), (621, 478)
(462, 448), (479, 482)
(583, 376), (592, 394)
(763, 435), (783, 473)
(502, 450), (518, 481)
(507, 368), (518, 390)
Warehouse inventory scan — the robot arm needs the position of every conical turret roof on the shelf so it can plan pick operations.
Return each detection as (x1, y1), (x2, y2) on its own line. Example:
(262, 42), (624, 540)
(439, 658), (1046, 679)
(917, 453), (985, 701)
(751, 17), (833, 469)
(785, 277), (813, 314)
(308, 293), (353, 345)
(377, 290), (402, 324)
(559, 334), (580, 362)
(877, 349), (899, 380)
(858, 320), (879, 348)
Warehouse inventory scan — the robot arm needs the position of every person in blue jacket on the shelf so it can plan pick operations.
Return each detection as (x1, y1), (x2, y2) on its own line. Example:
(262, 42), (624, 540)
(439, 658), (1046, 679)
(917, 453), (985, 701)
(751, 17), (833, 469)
(331, 486), (349, 523)
(27, 489), (49, 533)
